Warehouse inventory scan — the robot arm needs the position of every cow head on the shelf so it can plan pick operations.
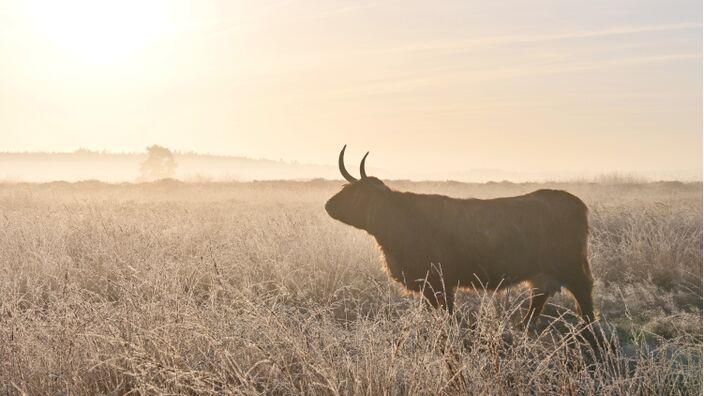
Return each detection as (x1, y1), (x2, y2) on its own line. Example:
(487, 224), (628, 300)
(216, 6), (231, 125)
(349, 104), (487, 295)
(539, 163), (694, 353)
(325, 145), (390, 230)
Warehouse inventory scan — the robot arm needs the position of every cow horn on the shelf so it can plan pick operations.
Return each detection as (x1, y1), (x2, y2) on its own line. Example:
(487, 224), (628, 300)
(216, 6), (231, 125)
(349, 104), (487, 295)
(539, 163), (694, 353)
(359, 152), (369, 179)
(338, 145), (357, 182)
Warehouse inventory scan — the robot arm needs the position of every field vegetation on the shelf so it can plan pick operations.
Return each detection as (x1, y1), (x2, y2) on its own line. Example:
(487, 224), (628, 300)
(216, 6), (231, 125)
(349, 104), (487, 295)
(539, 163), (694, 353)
(0, 179), (701, 395)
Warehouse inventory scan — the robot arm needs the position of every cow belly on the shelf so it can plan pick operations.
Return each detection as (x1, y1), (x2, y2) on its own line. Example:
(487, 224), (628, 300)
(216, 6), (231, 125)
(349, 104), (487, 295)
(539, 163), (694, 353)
(381, 251), (453, 292)
(456, 269), (524, 291)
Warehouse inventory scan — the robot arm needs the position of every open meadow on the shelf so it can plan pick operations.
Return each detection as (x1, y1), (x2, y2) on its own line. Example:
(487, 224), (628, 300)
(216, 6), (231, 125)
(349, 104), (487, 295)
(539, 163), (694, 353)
(0, 179), (701, 395)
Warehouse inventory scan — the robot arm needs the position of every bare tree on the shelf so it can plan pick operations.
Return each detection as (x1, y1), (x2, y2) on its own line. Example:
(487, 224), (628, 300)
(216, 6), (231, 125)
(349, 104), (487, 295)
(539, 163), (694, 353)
(139, 145), (177, 181)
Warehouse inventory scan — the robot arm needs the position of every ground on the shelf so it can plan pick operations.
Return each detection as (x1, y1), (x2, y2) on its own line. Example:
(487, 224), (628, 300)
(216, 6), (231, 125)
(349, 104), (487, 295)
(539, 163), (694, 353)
(0, 179), (701, 395)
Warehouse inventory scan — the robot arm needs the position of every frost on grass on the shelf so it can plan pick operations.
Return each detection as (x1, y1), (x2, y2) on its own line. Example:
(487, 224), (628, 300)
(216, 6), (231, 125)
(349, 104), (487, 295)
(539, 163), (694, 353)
(0, 180), (701, 395)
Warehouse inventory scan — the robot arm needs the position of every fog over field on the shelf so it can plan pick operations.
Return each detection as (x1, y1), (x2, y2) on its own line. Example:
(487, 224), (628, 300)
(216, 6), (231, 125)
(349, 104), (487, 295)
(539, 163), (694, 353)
(0, 180), (700, 394)
(1, 150), (701, 183)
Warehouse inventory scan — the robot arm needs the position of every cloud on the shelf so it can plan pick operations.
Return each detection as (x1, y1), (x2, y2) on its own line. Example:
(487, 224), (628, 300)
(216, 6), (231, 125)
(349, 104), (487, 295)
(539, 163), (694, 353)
(316, 22), (702, 97)
(331, 52), (702, 98)
(384, 22), (702, 54)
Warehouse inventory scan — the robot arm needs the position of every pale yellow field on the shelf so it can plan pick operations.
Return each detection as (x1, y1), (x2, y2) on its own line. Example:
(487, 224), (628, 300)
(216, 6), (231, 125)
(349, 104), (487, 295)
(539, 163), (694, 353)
(0, 180), (701, 395)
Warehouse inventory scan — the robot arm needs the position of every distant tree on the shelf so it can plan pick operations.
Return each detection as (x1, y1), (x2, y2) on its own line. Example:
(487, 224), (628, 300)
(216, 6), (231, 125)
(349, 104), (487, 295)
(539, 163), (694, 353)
(139, 145), (177, 181)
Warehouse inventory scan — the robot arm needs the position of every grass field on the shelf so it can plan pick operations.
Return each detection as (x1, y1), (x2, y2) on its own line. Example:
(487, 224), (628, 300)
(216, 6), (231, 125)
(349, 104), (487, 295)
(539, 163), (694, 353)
(0, 180), (701, 395)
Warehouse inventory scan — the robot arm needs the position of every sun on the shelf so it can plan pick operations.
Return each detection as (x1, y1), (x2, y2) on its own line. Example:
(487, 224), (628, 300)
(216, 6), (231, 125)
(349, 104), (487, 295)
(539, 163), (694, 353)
(22, 0), (169, 65)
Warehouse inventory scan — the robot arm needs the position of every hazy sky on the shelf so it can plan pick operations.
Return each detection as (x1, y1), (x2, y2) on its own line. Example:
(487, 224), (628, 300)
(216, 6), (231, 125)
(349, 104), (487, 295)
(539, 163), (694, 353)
(0, 0), (701, 176)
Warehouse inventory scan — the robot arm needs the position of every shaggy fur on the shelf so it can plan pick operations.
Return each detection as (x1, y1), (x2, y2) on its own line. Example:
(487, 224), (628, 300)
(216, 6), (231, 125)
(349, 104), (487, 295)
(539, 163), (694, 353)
(326, 176), (595, 325)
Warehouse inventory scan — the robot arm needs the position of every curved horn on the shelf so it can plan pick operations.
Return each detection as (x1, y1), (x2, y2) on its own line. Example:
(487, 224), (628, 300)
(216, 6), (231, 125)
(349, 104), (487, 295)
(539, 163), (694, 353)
(338, 145), (357, 182)
(359, 151), (369, 179)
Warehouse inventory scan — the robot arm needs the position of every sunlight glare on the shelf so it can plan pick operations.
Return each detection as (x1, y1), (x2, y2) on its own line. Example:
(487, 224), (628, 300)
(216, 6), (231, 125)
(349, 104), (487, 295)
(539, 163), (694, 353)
(22, 0), (169, 64)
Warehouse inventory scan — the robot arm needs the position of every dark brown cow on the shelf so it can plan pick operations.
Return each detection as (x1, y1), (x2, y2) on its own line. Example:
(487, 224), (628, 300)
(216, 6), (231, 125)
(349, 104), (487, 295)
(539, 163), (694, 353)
(325, 146), (596, 326)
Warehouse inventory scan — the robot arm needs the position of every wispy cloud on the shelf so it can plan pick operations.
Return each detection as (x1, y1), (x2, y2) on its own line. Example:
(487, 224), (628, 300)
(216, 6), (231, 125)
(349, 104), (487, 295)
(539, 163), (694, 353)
(331, 52), (702, 98)
(315, 22), (702, 97)
(385, 22), (702, 54)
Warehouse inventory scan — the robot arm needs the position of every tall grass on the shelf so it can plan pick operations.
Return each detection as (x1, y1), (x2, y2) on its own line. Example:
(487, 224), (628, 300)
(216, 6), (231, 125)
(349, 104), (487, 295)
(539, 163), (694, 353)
(0, 180), (701, 395)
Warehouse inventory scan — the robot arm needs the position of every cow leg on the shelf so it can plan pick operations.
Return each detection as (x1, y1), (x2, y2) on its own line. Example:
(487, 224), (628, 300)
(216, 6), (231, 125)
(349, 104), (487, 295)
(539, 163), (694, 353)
(565, 273), (606, 353)
(562, 258), (596, 324)
(444, 288), (456, 314)
(567, 281), (596, 323)
(522, 274), (560, 327)
(522, 291), (549, 327)
(422, 286), (456, 314)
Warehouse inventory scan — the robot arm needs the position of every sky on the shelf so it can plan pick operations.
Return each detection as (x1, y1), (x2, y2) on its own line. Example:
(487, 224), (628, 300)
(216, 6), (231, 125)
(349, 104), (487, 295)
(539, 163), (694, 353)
(0, 0), (701, 179)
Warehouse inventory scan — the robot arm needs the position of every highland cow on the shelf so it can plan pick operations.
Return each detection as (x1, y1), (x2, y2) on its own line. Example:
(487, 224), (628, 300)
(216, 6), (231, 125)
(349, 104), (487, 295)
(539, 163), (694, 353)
(325, 146), (596, 326)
